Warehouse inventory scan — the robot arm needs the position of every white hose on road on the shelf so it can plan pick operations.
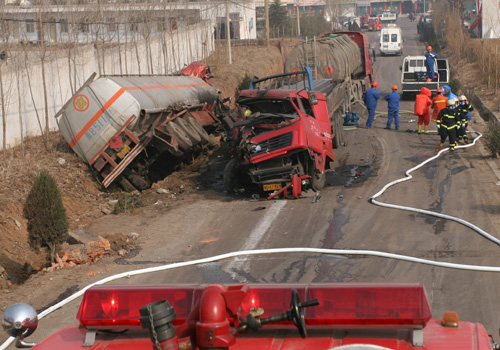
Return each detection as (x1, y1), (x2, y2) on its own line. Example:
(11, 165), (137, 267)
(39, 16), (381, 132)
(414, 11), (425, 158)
(369, 131), (500, 245)
(0, 133), (495, 349)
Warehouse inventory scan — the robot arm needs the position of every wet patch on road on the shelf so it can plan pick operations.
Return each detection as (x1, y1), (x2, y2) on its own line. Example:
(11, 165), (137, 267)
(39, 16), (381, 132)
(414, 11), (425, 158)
(327, 164), (374, 187)
(451, 165), (469, 175)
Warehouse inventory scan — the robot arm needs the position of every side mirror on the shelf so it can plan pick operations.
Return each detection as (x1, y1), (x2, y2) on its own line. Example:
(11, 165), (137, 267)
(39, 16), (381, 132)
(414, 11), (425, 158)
(308, 91), (318, 105)
(2, 303), (38, 348)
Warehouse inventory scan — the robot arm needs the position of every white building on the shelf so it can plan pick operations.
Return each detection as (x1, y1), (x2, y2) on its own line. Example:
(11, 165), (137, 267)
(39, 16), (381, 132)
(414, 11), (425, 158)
(0, 0), (256, 45)
(480, 0), (500, 38)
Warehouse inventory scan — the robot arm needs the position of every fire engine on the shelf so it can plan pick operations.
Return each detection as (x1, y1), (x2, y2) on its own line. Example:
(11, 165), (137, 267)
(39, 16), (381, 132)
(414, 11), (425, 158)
(2, 282), (498, 349)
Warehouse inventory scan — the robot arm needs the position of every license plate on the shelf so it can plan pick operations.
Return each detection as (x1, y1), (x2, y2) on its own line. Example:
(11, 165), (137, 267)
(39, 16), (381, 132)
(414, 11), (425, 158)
(263, 183), (282, 191)
(117, 144), (131, 159)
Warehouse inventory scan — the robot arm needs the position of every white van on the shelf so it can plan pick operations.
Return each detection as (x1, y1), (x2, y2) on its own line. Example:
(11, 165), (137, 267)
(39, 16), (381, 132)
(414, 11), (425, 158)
(379, 24), (403, 56)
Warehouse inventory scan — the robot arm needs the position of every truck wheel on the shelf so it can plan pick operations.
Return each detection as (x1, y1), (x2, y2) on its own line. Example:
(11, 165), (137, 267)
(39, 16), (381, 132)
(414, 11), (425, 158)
(128, 173), (151, 190)
(309, 167), (326, 192)
(223, 158), (242, 193)
(187, 116), (210, 144)
(175, 117), (201, 145)
(118, 177), (137, 192)
(165, 121), (193, 151)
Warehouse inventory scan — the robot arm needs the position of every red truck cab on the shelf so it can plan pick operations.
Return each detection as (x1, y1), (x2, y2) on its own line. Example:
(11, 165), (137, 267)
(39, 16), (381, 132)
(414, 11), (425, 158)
(3, 283), (497, 350)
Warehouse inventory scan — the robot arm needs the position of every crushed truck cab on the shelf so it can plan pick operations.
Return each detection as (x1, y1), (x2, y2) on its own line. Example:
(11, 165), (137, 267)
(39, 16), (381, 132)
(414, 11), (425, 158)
(400, 55), (449, 98)
(3, 283), (497, 350)
(224, 31), (374, 199)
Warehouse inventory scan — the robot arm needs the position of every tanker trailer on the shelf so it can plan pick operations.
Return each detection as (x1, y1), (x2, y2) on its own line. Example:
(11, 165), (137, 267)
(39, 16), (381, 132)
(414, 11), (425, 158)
(284, 31), (375, 148)
(55, 73), (224, 191)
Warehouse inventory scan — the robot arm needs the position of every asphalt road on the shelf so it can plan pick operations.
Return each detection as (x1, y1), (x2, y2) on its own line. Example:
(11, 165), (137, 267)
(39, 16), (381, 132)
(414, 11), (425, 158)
(3, 14), (500, 348)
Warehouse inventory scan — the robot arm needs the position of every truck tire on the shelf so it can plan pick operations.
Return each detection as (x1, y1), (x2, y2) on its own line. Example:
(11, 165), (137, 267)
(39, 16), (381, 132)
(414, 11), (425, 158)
(309, 166), (326, 192)
(187, 116), (210, 144)
(118, 177), (137, 192)
(165, 121), (193, 151)
(175, 117), (201, 145)
(128, 173), (151, 190)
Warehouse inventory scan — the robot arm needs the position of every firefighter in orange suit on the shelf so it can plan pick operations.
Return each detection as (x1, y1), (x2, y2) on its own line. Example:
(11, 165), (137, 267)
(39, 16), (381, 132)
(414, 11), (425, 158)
(414, 87), (432, 134)
(431, 88), (447, 123)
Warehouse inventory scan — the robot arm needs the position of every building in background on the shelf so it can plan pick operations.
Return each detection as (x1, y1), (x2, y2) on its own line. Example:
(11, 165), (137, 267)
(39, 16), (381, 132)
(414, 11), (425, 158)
(0, 0), (256, 45)
(479, 0), (500, 38)
(254, 0), (435, 18)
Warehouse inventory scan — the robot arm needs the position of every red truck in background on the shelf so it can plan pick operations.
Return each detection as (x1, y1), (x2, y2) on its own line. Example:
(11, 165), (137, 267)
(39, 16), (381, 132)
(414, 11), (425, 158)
(2, 282), (498, 350)
(224, 31), (374, 199)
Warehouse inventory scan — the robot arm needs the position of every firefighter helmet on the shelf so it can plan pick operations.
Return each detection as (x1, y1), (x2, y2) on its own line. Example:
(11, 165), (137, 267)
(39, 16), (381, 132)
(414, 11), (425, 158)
(447, 99), (455, 106)
(436, 88), (442, 93)
(459, 95), (467, 101)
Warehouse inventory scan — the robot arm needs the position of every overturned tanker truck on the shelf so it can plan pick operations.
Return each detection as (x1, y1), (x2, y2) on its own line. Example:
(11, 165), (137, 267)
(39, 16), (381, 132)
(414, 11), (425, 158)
(56, 68), (228, 191)
(225, 31), (374, 199)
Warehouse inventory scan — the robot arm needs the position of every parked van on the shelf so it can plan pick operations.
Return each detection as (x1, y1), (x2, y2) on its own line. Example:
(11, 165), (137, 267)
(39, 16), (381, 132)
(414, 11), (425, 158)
(379, 24), (403, 55)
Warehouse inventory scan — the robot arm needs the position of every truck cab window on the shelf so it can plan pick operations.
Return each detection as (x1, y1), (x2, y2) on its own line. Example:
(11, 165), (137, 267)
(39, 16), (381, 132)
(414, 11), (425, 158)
(299, 98), (314, 118)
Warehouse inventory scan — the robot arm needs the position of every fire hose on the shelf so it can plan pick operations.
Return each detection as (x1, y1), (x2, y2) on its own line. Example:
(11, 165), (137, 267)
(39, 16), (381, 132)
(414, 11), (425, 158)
(1, 132), (496, 350)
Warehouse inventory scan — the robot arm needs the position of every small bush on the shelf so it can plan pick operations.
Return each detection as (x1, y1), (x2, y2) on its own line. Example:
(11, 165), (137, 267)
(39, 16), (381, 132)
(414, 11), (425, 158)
(24, 170), (69, 263)
(238, 74), (253, 90)
(114, 193), (144, 214)
(484, 121), (500, 158)
(449, 77), (461, 94)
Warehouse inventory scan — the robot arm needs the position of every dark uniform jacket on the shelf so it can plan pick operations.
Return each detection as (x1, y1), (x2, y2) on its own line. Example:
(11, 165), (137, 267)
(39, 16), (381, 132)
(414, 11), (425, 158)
(436, 107), (460, 129)
(459, 103), (474, 123)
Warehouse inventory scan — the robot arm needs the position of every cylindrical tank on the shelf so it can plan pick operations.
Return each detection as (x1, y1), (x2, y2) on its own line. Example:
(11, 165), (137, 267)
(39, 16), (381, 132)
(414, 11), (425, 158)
(284, 34), (363, 81)
(57, 75), (218, 163)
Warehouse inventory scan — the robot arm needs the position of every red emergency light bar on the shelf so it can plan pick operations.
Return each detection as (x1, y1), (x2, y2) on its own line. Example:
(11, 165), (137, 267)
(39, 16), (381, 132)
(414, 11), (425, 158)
(77, 283), (432, 330)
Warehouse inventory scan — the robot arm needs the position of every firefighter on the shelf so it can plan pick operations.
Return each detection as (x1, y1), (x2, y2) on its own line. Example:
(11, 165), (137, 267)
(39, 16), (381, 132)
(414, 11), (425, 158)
(424, 46), (438, 81)
(414, 87), (432, 134)
(437, 98), (460, 151)
(431, 88), (447, 123)
(384, 85), (400, 130)
(457, 95), (474, 143)
(362, 81), (380, 129)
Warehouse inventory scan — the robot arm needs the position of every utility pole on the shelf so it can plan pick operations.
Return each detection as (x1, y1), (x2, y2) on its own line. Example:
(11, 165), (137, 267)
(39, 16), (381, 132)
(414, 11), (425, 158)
(296, 4), (301, 38)
(265, 0), (269, 46)
(226, 0), (232, 64)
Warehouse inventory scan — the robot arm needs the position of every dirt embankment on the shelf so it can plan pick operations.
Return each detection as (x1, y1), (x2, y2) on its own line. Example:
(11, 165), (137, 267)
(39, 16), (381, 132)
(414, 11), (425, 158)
(0, 43), (285, 289)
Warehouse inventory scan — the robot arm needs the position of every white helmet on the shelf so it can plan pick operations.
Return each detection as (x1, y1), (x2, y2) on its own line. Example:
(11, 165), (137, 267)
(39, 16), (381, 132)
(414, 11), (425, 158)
(447, 98), (455, 106)
(459, 95), (467, 102)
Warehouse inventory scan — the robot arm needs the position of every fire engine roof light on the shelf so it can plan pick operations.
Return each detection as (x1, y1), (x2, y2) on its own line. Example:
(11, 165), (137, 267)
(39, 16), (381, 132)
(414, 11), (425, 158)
(77, 283), (432, 330)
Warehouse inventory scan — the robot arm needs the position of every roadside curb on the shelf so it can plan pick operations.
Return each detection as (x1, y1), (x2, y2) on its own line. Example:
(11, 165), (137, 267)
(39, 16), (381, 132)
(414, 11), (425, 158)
(470, 92), (499, 124)
(469, 92), (500, 185)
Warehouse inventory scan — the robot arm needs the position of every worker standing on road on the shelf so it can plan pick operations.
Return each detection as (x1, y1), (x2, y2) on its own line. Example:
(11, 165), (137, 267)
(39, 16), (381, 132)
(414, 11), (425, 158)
(436, 98), (461, 151)
(384, 85), (400, 130)
(414, 87), (432, 134)
(457, 95), (474, 143)
(431, 88), (447, 123)
(362, 82), (380, 128)
(424, 46), (438, 81)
